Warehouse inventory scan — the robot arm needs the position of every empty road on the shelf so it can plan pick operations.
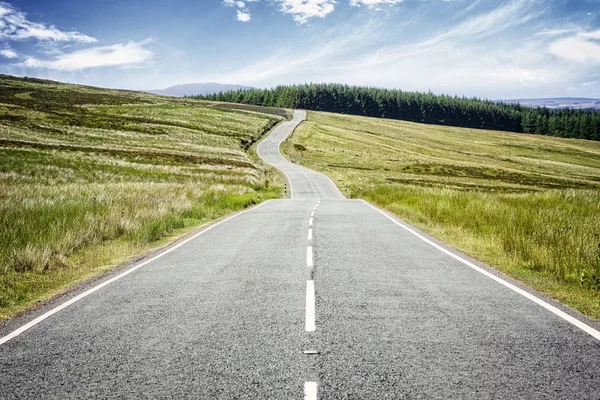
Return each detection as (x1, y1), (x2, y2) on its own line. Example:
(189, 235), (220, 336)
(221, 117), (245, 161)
(1, 110), (600, 399)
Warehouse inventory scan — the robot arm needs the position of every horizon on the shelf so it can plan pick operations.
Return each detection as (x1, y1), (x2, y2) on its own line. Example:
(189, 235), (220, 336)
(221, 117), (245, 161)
(0, 0), (599, 99)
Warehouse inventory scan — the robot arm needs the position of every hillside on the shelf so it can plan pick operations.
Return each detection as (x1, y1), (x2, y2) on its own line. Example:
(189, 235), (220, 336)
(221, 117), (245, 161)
(0, 75), (287, 318)
(199, 83), (600, 141)
(282, 111), (600, 319)
(147, 83), (254, 97)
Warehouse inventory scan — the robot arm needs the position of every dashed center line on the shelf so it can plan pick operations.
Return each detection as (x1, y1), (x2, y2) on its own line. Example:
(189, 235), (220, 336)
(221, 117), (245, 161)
(309, 217), (314, 227)
(308, 228), (313, 241)
(305, 280), (316, 332)
(304, 382), (318, 400)
(307, 246), (313, 268)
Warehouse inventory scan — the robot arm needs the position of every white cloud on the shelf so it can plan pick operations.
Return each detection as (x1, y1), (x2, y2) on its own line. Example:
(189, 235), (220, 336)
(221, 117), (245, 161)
(581, 29), (600, 40)
(237, 10), (251, 21)
(278, 0), (336, 24)
(0, 2), (96, 43)
(22, 41), (153, 71)
(0, 48), (16, 58)
(549, 35), (600, 64)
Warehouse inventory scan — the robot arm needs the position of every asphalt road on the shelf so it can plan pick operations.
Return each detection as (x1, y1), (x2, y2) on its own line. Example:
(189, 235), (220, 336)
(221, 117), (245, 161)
(2, 110), (600, 399)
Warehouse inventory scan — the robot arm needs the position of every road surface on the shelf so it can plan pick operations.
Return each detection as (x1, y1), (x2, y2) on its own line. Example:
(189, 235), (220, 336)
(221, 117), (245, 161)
(1, 110), (600, 399)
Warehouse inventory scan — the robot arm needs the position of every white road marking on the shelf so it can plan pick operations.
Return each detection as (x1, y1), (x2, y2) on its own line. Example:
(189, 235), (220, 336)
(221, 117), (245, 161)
(0, 201), (273, 347)
(361, 200), (600, 342)
(310, 211), (315, 217)
(307, 246), (313, 268)
(304, 381), (318, 400)
(309, 217), (314, 227)
(308, 228), (313, 241)
(305, 280), (316, 332)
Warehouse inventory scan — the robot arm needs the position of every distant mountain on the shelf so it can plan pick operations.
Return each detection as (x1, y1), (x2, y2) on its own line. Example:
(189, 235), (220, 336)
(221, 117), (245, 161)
(498, 97), (600, 110)
(147, 83), (254, 97)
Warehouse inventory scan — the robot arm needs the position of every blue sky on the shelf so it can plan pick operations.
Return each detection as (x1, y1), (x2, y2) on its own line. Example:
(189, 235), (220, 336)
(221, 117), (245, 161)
(0, 0), (599, 98)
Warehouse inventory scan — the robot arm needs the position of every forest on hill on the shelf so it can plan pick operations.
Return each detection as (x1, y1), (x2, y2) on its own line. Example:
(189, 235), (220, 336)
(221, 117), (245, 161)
(195, 84), (600, 141)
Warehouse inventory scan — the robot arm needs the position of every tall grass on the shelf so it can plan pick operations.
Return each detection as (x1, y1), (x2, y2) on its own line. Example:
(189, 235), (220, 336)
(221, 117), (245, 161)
(362, 186), (600, 289)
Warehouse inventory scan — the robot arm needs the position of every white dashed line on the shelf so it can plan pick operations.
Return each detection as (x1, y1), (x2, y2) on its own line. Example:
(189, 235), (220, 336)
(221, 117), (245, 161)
(310, 211), (315, 217)
(308, 228), (313, 241)
(307, 246), (313, 268)
(309, 217), (314, 227)
(305, 280), (316, 332)
(304, 381), (318, 400)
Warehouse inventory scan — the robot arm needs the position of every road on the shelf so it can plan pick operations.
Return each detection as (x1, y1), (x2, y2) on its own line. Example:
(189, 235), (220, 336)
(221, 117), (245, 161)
(2, 110), (600, 399)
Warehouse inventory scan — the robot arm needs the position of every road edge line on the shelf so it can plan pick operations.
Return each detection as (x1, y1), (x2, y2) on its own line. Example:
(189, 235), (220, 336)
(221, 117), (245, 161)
(0, 200), (272, 346)
(360, 199), (600, 342)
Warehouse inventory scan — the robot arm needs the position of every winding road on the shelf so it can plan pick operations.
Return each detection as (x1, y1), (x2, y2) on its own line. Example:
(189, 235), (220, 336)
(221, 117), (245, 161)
(2, 110), (600, 399)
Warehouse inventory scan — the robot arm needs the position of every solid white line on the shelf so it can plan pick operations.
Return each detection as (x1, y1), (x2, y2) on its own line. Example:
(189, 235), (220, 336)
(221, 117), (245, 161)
(0, 201), (272, 346)
(309, 217), (314, 227)
(360, 200), (600, 342)
(304, 381), (318, 400)
(308, 228), (313, 241)
(305, 280), (316, 332)
(307, 246), (313, 268)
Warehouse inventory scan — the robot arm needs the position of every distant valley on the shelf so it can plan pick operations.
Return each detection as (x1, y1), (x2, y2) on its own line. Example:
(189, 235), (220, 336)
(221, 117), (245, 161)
(146, 83), (253, 97)
(499, 97), (600, 110)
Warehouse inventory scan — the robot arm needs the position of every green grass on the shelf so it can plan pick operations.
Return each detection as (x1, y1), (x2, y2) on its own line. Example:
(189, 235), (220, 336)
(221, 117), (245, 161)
(0, 75), (287, 319)
(282, 111), (600, 320)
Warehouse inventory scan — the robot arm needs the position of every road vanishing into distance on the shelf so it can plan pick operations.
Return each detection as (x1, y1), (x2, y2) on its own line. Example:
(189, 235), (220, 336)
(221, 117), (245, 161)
(2, 110), (600, 399)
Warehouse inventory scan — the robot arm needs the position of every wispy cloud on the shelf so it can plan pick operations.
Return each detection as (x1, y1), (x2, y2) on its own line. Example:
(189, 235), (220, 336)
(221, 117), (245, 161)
(0, 2), (96, 43)
(21, 41), (153, 71)
(349, 0), (403, 7)
(417, 0), (540, 47)
(214, 0), (576, 98)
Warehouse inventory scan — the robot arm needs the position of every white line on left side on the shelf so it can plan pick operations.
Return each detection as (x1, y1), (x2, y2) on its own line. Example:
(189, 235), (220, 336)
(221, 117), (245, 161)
(0, 200), (272, 347)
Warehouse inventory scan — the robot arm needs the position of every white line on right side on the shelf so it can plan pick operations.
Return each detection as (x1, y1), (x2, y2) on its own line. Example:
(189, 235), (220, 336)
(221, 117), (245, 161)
(361, 200), (600, 342)
(305, 280), (316, 332)
(304, 381), (318, 400)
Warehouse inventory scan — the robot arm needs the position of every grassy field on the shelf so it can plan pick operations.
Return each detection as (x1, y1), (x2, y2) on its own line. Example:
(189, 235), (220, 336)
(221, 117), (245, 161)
(0, 75), (289, 319)
(282, 111), (600, 319)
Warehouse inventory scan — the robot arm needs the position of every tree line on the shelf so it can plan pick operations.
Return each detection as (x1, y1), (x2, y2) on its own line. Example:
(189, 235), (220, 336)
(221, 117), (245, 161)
(193, 84), (600, 141)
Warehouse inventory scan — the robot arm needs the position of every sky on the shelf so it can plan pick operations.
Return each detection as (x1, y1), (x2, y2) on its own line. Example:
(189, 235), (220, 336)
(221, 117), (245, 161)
(0, 0), (599, 99)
